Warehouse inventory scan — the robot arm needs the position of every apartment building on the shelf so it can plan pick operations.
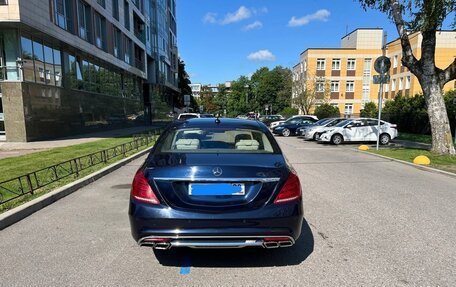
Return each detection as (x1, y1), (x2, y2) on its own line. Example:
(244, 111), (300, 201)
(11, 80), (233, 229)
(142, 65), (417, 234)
(385, 31), (456, 99)
(0, 0), (178, 142)
(293, 28), (456, 117)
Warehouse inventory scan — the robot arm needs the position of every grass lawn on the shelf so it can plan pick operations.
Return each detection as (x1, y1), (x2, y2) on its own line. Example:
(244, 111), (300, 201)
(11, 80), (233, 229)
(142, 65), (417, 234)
(0, 134), (157, 213)
(369, 148), (456, 174)
(397, 132), (432, 144)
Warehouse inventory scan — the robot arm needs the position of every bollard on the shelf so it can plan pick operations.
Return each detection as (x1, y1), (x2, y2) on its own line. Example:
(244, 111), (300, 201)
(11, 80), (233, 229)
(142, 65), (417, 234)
(358, 145), (369, 151)
(413, 155), (431, 165)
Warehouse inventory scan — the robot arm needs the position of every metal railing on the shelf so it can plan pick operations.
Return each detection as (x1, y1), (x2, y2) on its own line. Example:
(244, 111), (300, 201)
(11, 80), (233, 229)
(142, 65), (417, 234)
(0, 129), (162, 206)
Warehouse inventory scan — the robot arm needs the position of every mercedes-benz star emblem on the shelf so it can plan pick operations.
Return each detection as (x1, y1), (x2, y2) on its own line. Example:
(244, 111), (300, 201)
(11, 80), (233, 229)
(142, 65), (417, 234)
(212, 167), (223, 177)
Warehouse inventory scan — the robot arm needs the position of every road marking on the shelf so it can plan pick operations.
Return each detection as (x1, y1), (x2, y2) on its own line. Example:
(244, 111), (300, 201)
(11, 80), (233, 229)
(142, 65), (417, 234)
(180, 256), (191, 275)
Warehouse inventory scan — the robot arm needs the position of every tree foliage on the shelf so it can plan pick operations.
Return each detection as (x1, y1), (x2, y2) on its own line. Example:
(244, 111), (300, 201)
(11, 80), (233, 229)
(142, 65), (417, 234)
(314, 104), (340, 119)
(360, 102), (378, 118)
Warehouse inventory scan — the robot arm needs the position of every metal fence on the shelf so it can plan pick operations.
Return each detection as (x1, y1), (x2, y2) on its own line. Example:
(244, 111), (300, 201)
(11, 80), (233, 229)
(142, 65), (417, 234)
(0, 129), (161, 206)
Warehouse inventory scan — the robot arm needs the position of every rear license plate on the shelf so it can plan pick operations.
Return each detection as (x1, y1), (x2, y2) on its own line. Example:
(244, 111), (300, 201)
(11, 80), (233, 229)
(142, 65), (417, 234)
(189, 183), (245, 196)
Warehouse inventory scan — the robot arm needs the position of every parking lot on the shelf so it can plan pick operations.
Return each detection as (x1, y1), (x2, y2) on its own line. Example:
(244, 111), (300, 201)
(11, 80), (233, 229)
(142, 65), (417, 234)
(1, 137), (455, 286)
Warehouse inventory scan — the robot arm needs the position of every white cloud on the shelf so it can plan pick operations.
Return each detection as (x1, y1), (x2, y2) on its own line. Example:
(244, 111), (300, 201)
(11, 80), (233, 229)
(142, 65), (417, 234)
(221, 6), (252, 25)
(243, 21), (263, 31)
(247, 50), (276, 61)
(202, 12), (217, 24)
(288, 9), (331, 27)
(203, 6), (268, 26)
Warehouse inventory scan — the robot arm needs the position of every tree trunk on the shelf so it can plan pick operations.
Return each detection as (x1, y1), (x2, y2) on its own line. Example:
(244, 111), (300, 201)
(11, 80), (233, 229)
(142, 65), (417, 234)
(420, 76), (456, 155)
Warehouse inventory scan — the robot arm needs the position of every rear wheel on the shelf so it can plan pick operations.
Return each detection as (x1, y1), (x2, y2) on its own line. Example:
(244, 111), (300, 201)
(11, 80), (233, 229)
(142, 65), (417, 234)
(379, 133), (390, 145)
(282, 128), (291, 137)
(331, 134), (343, 145)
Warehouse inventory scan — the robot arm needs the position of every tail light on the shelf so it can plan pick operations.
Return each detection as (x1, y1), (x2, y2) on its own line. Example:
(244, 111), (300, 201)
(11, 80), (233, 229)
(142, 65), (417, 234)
(274, 171), (302, 204)
(390, 124), (397, 129)
(131, 170), (160, 205)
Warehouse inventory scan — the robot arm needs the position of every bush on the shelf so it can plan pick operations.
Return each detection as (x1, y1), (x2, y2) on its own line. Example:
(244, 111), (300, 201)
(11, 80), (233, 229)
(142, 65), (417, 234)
(280, 107), (299, 118)
(314, 104), (340, 119)
(360, 102), (378, 118)
(381, 91), (456, 136)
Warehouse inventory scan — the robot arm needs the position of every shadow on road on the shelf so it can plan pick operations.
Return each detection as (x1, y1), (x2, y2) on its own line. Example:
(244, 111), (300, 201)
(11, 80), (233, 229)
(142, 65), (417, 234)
(152, 219), (314, 268)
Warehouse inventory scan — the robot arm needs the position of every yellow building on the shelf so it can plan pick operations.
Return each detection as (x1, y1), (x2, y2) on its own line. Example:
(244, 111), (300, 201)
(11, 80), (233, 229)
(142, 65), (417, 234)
(385, 31), (456, 99)
(293, 28), (456, 116)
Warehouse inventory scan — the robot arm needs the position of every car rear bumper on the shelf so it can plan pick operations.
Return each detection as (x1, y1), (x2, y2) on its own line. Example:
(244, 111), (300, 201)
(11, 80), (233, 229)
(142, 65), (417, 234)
(129, 199), (303, 248)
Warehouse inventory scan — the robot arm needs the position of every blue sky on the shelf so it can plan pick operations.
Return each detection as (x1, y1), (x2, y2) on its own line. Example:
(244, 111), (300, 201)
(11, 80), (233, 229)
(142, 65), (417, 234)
(176, 0), (448, 85)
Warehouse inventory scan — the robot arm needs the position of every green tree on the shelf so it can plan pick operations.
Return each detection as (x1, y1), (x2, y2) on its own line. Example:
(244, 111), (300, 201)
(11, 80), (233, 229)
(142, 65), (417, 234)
(359, 0), (455, 154)
(360, 102), (378, 118)
(226, 76), (251, 117)
(314, 104), (340, 119)
(280, 107), (299, 118)
(250, 66), (292, 115)
(177, 59), (194, 110)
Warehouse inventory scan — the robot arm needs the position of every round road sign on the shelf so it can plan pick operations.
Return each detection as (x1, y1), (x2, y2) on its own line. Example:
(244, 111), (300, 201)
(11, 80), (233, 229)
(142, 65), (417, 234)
(374, 56), (391, 74)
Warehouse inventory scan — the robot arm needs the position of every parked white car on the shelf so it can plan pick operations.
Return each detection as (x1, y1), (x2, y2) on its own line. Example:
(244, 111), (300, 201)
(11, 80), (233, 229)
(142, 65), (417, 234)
(270, 115), (318, 129)
(298, 118), (346, 140)
(318, 118), (398, 145)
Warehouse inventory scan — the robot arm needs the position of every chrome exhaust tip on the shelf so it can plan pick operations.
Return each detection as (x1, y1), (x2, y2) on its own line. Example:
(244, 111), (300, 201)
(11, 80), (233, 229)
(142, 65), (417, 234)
(154, 242), (171, 250)
(263, 241), (279, 249)
(278, 240), (293, 248)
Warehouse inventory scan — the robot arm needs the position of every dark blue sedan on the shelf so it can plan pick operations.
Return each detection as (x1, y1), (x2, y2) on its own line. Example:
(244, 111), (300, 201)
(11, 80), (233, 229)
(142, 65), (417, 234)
(272, 116), (318, 137)
(129, 118), (303, 250)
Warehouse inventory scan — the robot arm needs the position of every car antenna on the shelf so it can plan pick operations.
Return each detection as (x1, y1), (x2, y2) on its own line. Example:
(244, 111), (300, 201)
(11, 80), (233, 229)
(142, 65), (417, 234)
(215, 113), (221, 124)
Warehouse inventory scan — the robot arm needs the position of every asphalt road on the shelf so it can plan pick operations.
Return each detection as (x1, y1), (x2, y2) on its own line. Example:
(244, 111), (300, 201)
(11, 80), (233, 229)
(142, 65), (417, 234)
(1, 137), (456, 286)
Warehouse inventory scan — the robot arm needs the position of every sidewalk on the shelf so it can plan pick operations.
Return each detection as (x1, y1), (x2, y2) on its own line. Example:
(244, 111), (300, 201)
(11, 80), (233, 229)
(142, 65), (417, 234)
(0, 126), (159, 160)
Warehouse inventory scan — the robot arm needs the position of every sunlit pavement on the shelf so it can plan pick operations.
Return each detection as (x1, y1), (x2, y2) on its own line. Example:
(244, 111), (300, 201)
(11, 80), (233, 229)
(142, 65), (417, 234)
(1, 137), (455, 286)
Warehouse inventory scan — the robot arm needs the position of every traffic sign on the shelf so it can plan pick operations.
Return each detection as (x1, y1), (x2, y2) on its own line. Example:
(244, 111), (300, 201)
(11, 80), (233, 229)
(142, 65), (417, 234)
(374, 56), (391, 74)
(373, 74), (390, 84)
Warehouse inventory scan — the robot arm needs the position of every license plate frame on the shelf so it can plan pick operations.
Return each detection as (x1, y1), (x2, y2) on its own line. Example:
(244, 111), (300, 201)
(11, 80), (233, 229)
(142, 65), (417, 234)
(189, 183), (245, 196)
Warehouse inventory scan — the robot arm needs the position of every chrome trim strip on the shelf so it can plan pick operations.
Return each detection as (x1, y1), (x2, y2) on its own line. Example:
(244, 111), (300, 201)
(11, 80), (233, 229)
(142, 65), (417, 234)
(153, 177), (281, 183)
(172, 240), (264, 249)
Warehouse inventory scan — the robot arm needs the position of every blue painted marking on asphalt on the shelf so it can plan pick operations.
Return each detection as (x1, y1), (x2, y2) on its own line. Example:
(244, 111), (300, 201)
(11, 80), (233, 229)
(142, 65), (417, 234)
(180, 256), (191, 275)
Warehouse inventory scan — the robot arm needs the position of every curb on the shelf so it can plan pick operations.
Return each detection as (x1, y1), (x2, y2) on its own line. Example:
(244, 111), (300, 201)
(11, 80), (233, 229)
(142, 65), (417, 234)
(356, 149), (456, 179)
(0, 147), (152, 230)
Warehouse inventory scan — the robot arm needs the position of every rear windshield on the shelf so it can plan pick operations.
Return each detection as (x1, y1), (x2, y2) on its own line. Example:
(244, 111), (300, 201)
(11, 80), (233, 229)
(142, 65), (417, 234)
(159, 128), (277, 154)
(179, 115), (199, 120)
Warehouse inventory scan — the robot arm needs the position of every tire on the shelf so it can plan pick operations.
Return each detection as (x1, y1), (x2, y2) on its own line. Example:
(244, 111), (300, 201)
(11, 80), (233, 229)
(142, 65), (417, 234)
(282, 128), (291, 137)
(313, 133), (320, 141)
(331, 134), (343, 145)
(379, 133), (390, 145)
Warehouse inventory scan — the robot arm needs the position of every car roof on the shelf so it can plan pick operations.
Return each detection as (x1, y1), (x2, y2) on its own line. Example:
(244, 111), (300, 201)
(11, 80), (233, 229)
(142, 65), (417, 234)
(170, 118), (267, 131)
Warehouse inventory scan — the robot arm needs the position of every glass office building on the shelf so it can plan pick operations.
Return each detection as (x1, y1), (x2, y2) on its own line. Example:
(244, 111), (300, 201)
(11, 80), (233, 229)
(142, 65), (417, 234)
(0, 0), (179, 141)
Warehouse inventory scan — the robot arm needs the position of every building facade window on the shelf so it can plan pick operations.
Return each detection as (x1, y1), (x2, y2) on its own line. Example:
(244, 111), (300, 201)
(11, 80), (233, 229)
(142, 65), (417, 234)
(316, 59), (325, 70)
(393, 55), (398, 68)
(94, 13), (106, 50)
(113, 28), (122, 58)
(124, 0), (130, 30)
(405, 76), (411, 89)
(347, 58), (356, 70)
(346, 81), (354, 92)
(332, 58), (341, 70)
(77, 0), (90, 41)
(330, 81), (339, 92)
(345, 103), (353, 115)
(0, 0), (8, 5)
(54, 0), (68, 30)
(399, 77), (404, 90)
(124, 37), (132, 64)
(316, 80), (324, 92)
(112, 0), (120, 20)
(20, 36), (35, 82)
(392, 79), (396, 90)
